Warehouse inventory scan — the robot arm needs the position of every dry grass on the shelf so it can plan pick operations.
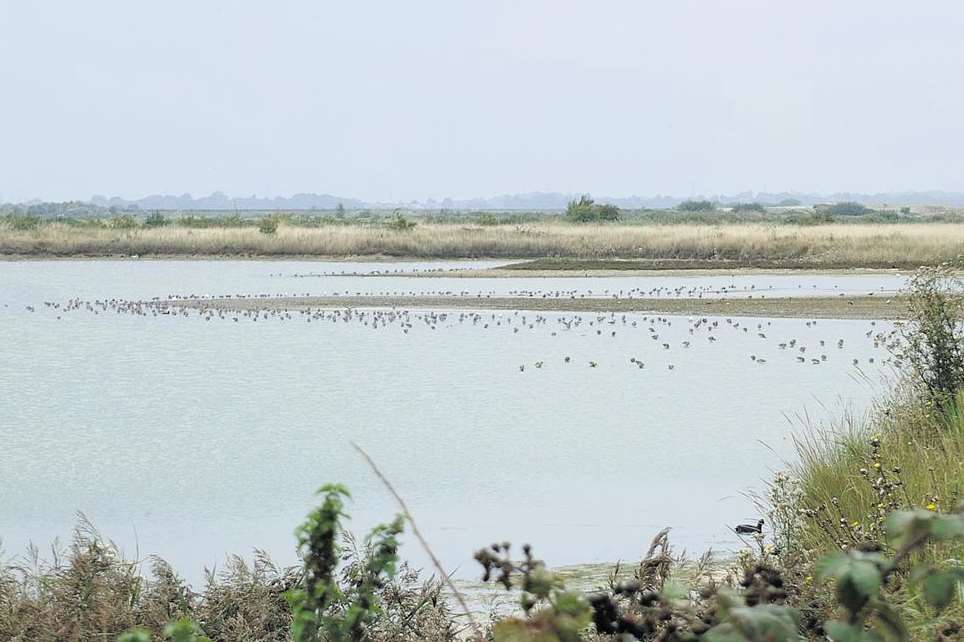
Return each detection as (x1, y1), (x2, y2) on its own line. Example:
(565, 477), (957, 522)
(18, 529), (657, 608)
(0, 519), (455, 642)
(2, 222), (964, 266)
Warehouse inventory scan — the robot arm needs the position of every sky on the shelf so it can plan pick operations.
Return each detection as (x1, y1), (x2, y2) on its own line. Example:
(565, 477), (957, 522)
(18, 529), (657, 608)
(1, 1), (963, 203)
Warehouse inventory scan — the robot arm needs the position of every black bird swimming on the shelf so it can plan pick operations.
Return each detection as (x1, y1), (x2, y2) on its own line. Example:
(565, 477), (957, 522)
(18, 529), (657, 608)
(735, 519), (764, 535)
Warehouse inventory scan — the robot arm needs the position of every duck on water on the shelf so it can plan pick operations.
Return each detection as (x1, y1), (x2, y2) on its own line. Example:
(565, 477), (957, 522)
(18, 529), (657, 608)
(735, 519), (764, 535)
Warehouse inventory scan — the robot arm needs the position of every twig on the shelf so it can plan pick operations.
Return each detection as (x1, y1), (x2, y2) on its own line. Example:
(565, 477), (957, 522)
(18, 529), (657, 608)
(351, 441), (484, 640)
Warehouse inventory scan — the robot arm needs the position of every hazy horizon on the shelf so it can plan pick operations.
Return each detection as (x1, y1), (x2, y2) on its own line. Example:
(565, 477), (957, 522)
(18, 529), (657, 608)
(2, 1), (963, 202)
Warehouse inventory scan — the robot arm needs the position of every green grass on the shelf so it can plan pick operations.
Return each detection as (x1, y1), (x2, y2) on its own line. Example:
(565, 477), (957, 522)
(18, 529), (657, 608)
(770, 390), (964, 637)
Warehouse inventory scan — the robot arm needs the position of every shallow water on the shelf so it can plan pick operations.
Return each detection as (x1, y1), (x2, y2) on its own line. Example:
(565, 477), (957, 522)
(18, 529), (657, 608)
(0, 260), (908, 302)
(0, 260), (897, 582)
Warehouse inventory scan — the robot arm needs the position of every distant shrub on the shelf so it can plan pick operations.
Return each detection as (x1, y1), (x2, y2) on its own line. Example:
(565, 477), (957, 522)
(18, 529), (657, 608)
(478, 213), (500, 226)
(596, 203), (620, 221)
(176, 216), (211, 228)
(218, 214), (247, 227)
(827, 201), (870, 216)
(897, 263), (964, 407)
(865, 210), (900, 223)
(565, 195), (620, 222)
(108, 214), (140, 229)
(677, 199), (716, 212)
(258, 217), (279, 235)
(796, 211), (835, 225)
(3, 214), (42, 230)
(386, 213), (417, 231)
(143, 211), (167, 228)
(900, 206), (912, 215)
(729, 202), (766, 213)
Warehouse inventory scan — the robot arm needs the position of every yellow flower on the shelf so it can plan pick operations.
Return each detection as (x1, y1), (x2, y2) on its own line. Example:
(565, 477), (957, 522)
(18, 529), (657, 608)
(926, 502), (937, 511)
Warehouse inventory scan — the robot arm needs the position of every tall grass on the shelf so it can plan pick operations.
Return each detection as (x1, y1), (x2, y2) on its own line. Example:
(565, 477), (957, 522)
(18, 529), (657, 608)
(2, 222), (964, 265)
(0, 518), (454, 642)
(787, 390), (964, 550)
(764, 268), (964, 638)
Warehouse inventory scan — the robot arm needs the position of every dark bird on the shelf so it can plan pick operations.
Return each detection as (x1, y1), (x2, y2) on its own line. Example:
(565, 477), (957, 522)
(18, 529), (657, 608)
(735, 519), (764, 535)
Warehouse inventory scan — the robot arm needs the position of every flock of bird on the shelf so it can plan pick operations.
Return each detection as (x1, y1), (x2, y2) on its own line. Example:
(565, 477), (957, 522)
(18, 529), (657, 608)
(245, 280), (900, 301)
(18, 291), (903, 374)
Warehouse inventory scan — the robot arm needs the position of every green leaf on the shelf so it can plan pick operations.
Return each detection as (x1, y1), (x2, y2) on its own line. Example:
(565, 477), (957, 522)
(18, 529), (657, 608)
(922, 570), (959, 610)
(660, 579), (687, 602)
(872, 599), (909, 642)
(825, 620), (866, 642)
(552, 613), (589, 642)
(117, 629), (152, 642)
(818, 552), (882, 614)
(523, 566), (558, 599)
(885, 511), (933, 548)
(929, 514), (964, 541)
(725, 605), (799, 642)
(714, 588), (745, 617)
(552, 591), (590, 619)
(492, 618), (551, 642)
(163, 618), (210, 642)
(848, 561), (883, 598)
(703, 623), (750, 642)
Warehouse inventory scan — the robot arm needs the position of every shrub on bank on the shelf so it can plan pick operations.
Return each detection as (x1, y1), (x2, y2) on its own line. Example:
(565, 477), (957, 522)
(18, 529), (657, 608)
(107, 214), (140, 229)
(1, 214), (42, 230)
(728, 202), (767, 213)
(258, 217), (280, 235)
(385, 213), (417, 231)
(827, 202), (871, 217)
(676, 200), (717, 212)
(144, 212), (168, 227)
(565, 195), (620, 223)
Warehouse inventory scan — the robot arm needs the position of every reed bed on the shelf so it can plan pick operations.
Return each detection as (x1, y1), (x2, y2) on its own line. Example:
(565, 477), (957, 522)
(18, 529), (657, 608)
(0, 520), (454, 642)
(2, 222), (964, 266)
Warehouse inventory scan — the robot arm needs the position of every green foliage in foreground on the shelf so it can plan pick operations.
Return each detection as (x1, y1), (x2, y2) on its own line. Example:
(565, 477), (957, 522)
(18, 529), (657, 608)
(286, 484), (404, 642)
(108, 485), (415, 642)
(473, 508), (963, 642)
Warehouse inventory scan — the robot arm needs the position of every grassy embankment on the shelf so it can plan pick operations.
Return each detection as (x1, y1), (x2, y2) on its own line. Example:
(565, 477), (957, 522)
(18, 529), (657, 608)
(2, 219), (964, 268)
(763, 267), (964, 639)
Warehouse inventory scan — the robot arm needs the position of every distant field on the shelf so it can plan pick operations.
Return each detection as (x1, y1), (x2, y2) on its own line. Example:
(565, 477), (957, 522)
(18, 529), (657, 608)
(2, 220), (964, 268)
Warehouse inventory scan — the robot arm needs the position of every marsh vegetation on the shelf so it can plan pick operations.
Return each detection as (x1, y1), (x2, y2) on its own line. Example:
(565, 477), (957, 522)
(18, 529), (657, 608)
(3, 216), (964, 268)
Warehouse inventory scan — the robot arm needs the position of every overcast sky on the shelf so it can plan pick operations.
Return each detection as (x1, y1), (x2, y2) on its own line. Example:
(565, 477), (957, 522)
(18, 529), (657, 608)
(1, 1), (962, 202)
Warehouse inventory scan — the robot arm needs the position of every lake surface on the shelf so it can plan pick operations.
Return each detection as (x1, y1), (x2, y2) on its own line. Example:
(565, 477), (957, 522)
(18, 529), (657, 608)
(0, 261), (898, 582)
